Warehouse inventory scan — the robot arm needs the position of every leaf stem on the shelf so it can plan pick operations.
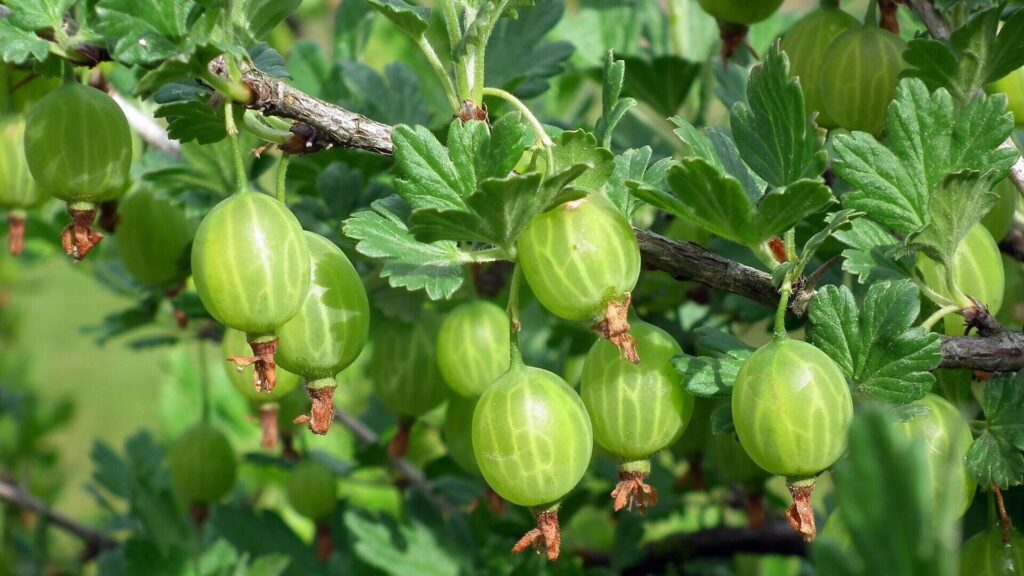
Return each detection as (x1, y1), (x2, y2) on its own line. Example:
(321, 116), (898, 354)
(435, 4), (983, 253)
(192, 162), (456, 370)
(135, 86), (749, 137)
(224, 100), (248, 196)
(415, 37), (461, 112)
(481, 87), (554, 152)
(276, 154), (290, 203)
(241, 110), (292, 144)
(920, 304), (960, 331)
(864, 0), (879, 26)
(200, 69), (253, 104)
(459, 246), (510, 263)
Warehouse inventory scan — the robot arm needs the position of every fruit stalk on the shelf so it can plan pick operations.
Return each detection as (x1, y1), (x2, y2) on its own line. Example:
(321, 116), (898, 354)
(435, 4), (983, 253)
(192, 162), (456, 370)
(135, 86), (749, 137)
(314, 522), (333, 560)
(292, 378), (336, 436)
(7, 211), (25, 256)
(388, 417), (414, 459)
(512, 506), (562, 560)
(61, 204), (103, 261)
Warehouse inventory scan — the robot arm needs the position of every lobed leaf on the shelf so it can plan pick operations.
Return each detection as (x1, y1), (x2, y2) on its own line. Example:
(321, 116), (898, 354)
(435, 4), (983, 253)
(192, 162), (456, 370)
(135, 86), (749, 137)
(343, 198), (467, 300)
(967, 371), (1024, 488)
(808, 281), (940, 404)
(731, 42), (826, 189)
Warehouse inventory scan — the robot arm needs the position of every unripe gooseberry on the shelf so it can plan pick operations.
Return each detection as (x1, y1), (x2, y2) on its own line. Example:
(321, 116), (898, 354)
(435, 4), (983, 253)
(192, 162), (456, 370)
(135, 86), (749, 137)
(167, 423), (237, 506)
(436, 300), (510, 397)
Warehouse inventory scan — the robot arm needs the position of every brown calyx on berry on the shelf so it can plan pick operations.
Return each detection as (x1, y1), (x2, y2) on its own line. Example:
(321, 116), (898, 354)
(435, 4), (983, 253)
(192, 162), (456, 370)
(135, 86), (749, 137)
(592, 293), (639, 364)
(512, 509), (561, 561)
(879, 0), (900, 35)
(258, 403), (279, 449)
(717, 21), (753, 65)
(293, 384), (336, 436)
(314, 522), (333, 560)
(785, 480), (817, 541)
(387, 417), (414, 459)
(611, 469), (658, 514)
(227, 337), (279, 393)
(7, 212), (25, 256)
(61, 206), (104, 261)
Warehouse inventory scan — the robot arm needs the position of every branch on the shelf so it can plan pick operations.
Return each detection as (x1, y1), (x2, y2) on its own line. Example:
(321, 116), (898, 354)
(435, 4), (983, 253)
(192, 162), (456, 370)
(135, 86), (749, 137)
(1001, 226), (1024, 262)
(231, 60), (394, 156)
(939, 331), (1024, 372)
(0, 479), (117, 557)
(333, 409), (458, 517)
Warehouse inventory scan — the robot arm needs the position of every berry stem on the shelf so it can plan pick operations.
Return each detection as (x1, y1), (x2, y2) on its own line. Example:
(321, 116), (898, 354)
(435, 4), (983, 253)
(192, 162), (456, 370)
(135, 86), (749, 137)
(994, 483), (1013, 545)
(7, 211), (26, 256)
(276, 154), (290, 203)
(223, 100), (249, 197)
(481, 87), (554, 150)
(920, 304), (961, 331)
(506, 262), (523, 334)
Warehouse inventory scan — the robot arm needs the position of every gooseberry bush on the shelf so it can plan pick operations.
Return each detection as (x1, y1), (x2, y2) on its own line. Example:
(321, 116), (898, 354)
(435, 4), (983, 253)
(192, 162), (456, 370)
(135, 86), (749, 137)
(2, 0), (1024, 575)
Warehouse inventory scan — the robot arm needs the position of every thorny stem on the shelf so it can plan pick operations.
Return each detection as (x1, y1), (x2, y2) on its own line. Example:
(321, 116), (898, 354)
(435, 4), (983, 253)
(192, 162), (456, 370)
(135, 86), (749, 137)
(276, 155), (290, 203)
(920, 305), (961, 331)
(415, 37), (461, 112)
(481, 86), (554, 154)
(224, 100), (248, 196)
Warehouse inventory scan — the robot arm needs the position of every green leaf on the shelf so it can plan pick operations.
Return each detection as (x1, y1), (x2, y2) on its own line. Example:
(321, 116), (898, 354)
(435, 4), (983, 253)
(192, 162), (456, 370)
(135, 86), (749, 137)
(731, 42), (826, 188)
(154, 99), (238, 145)
(95, 0), (194, 66)
(392, 116), (528, 214)
(634, 158), (759, 246)
(621, 54), (700, 118)
(345, 510), (461, 576)
(548, 129), (614, 194)
(834, 218), (916, 284)
(808, 281), (941, 404)
(909, 170), (1001, 264)
(671, 118), (764, 201)
(343, 198), (467, 300)
(0, 20), (51, 64)
(607, 147), (668, 218)
(135, 43), (225, 97)
(815, 407), (956, 576)
(484, 0), (573, 99)
(903, 6), (1024, 102)
(966, 371), (1024, 488)
(755, 179), (835, 240)
(245, 0), (301, 40)
(364, 0), (430, 38)
(3, 0), (72, 31)
(799, 209), (862, 267)
(250, 42), (290, 79)
(594, 50), (636, 149)
(833, 79), (1017, 235)
(672, 327), (753, 397)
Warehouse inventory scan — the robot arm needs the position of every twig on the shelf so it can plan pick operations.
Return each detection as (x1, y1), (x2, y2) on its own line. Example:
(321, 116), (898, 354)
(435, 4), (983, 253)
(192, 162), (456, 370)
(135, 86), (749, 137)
(333, 409), (458, 517)
(938, 332), (1024, 372)
(0, 479), (117, 557)
(1000, 226), (1024, 262)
